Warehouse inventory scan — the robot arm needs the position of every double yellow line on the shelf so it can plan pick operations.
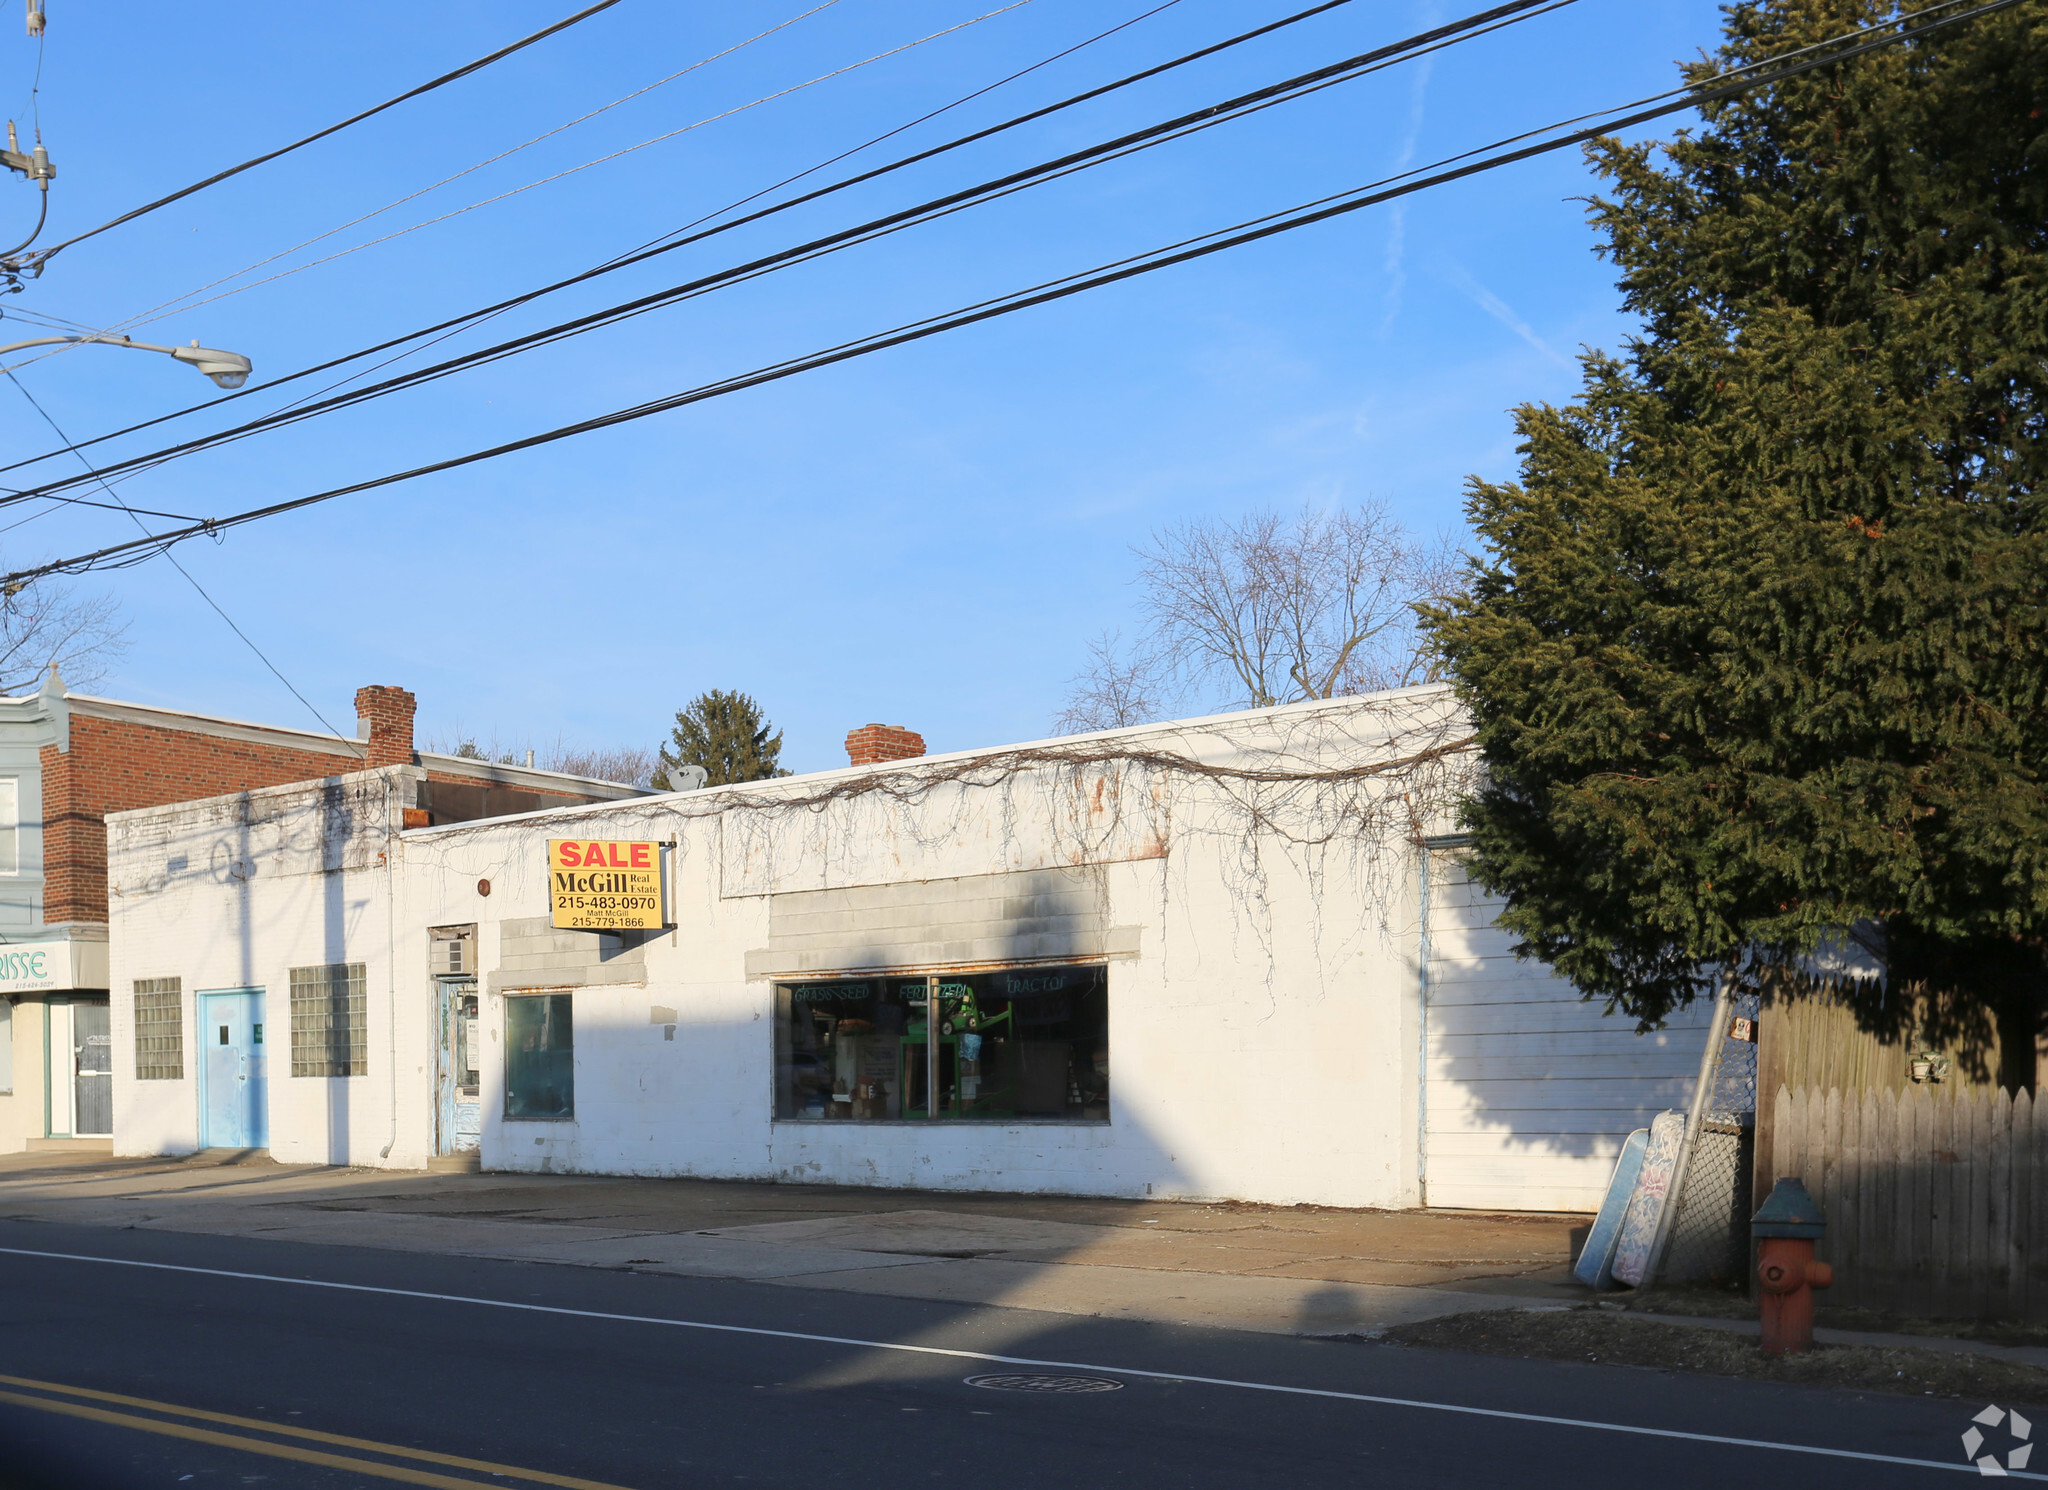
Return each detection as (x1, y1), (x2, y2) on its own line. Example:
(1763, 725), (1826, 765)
(0, 1373), (640, 1490)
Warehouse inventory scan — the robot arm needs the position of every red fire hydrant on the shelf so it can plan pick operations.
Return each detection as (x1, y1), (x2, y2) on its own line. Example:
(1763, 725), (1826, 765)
(1753, 1177), (1833, 1356)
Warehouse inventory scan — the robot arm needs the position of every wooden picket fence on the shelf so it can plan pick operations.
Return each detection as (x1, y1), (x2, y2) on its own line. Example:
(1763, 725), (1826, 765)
(1771, 1084), (2046, 1320)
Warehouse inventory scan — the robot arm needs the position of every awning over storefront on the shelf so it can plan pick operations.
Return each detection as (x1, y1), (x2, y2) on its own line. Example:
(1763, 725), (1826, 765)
(0, 925), (109, 996)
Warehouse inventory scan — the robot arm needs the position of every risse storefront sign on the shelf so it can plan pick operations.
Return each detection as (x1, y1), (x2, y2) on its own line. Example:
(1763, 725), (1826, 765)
(548, 839), (665, 931)
(0, 941), (86, 992)
(0, 948), (50, 987)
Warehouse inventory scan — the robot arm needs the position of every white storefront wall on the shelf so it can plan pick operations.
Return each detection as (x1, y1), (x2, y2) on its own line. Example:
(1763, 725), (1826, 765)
(105, 689), (1707, 1210)
(1421, 851), (1714, 1212)
(111, 771), (415, 1164)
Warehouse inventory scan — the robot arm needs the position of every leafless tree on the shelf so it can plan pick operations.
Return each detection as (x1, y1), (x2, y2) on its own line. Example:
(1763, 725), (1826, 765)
(541, 742), (659, 787)
(1053, 503), (1456, 732)
(1396, 527), (1472, 688)
(1050, 630), (1169, 736)
(0, 580), (128, 696)
(425, 729), (660, 788)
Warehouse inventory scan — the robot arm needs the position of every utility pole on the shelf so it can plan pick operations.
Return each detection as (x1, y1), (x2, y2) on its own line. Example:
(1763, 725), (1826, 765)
(4, 1), (53, 281)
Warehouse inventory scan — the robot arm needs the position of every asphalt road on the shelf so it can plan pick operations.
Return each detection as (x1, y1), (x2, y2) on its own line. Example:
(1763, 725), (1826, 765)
(0, 1217), (2007, 1488)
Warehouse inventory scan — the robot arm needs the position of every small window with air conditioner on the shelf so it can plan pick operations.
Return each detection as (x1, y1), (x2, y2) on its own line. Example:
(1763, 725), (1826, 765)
(428, 926), (475, 976)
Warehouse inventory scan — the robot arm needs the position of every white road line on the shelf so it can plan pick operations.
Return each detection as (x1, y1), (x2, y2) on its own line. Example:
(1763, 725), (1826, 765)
(0, 1243), (2012, 1480)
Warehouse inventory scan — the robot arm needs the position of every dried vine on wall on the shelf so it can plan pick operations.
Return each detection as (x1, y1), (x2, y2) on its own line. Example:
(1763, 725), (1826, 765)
(410, 696), (1479, 1000)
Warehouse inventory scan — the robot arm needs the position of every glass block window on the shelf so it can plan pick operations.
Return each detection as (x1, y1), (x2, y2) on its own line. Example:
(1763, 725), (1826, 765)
(134, 977), (183, 1080)
(289, 963), (367, 1077)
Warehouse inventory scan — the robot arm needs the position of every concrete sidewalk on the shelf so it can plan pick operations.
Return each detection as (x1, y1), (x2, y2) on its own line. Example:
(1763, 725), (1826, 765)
(0, 1151), (1585, 1337)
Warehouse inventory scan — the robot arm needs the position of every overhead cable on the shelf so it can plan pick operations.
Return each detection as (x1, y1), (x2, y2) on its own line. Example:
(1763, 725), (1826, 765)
(20, 0), (625, 268)
(242, 0), (1186, 431)
(0, 0), (1571, 503)
(1, 371), (360, 751)
(5, 0), (2018, 588)
(81, 0), (1042, 345)
(0, 0), (1375, 478)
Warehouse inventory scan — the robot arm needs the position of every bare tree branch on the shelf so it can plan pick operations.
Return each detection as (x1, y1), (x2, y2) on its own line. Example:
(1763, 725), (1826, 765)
(1050, 629), (1171, 735)
(0, 578), (128, 696)
(542, 742), (659, 787)
(423, 727), (659, 787)
(1397, 527), (1473, 687)
(1056, 502), (1452, 730)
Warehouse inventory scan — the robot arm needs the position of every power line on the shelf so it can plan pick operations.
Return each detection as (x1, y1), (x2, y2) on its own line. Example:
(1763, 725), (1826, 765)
(8, 0), (2014, 591)
(0, 0), (1570, 506)
(55, 0), (1994, 510)
(243, 0), (1188, 430)
(72, 0), (1041, 349)
(0, 0), (1370, 481)
(0, 372), (359, 752)
(8, 0), (2007, 589)
(20, 0), (625, 269)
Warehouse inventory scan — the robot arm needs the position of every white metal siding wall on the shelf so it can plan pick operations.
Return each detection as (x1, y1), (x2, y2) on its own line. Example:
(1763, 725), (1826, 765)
(1424, 858), (1712, 1213)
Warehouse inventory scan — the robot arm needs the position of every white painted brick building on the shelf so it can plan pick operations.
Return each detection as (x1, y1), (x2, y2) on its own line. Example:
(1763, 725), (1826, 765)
(102, 687), (1711, 1211)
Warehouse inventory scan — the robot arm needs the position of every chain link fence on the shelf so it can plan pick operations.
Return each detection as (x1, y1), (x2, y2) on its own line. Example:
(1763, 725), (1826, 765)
(1657, 988), (1762, 1285)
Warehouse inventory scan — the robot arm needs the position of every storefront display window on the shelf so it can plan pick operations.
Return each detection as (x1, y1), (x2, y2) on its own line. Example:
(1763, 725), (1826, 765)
(505, 993), (573, 1118)
(774, 964), (1108, 1123)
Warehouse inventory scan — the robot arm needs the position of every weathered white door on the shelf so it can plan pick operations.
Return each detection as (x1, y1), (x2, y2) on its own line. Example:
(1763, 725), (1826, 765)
(1422, 853), (1711, 1212)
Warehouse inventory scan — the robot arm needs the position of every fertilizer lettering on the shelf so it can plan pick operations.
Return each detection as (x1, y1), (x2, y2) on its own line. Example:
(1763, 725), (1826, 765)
(546, 839), (665, 931)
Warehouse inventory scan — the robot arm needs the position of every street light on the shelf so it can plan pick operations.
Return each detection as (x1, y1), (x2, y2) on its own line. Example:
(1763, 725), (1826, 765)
(0, 333), (252, 388)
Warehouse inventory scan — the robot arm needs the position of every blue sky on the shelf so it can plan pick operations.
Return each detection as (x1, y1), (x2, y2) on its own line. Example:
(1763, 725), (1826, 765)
(0, 0), (1724, 772)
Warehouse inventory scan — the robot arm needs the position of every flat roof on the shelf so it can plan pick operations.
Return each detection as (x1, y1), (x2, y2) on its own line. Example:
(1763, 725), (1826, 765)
(1, 687), (648, 799)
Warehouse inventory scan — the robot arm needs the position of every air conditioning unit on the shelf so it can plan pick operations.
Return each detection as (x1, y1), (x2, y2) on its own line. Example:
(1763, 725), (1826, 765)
(429, 933), (474, 977)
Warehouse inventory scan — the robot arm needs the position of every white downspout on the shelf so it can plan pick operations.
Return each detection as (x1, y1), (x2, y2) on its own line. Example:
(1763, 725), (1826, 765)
(378, 770), (400, 1161)
(1416, 841), (1433, 1209)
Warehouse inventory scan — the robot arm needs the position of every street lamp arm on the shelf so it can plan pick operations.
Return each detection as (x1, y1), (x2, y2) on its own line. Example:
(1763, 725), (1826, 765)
(0, 334), (88, 355)
(0, 333), (252, 388)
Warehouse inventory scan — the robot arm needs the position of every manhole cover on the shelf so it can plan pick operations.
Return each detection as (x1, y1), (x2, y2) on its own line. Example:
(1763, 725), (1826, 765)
(964, 1374), (1124, 1394)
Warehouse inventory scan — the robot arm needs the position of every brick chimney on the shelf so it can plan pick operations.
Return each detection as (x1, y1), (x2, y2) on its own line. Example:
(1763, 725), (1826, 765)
(354, 685), (418, 768)
(845, 723), (924, 767)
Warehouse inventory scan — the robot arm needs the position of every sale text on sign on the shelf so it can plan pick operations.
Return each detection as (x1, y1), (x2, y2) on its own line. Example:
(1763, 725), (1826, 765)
(548, 839), (665, 930)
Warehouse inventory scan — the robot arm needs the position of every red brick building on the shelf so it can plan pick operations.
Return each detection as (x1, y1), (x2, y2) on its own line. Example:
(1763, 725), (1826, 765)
(1, 667), (646, 1149)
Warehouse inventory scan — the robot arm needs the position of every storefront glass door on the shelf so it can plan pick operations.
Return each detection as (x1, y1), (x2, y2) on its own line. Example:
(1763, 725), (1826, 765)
(43, 997), (112, 1138)
(72, 1001), (111, 1136)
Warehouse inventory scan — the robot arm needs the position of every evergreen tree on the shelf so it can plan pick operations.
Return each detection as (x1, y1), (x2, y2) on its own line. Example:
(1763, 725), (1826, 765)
(653, 690), (789, 788)
(1428, 2), (2048, 1065)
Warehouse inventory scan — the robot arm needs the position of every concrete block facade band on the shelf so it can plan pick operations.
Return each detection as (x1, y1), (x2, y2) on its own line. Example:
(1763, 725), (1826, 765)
(0, 668), (647, 1155)
(103, 687), (1716, 1211)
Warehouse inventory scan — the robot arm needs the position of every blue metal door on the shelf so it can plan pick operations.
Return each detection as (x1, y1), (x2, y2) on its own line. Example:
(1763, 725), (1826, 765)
(436, 979), (481, 1155)
(199, 990), (268, 1150)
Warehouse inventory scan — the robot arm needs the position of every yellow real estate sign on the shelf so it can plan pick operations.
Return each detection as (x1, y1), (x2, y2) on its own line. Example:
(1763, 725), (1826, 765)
(548, 839), (665, 931)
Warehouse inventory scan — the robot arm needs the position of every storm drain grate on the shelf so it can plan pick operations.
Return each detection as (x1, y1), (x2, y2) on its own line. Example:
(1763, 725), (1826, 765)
(964, 1374), (1124, 1394)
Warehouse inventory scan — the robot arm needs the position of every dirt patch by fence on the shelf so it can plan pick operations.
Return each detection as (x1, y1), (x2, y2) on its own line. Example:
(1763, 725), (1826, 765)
(1384, 1308), (2048, 1405)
